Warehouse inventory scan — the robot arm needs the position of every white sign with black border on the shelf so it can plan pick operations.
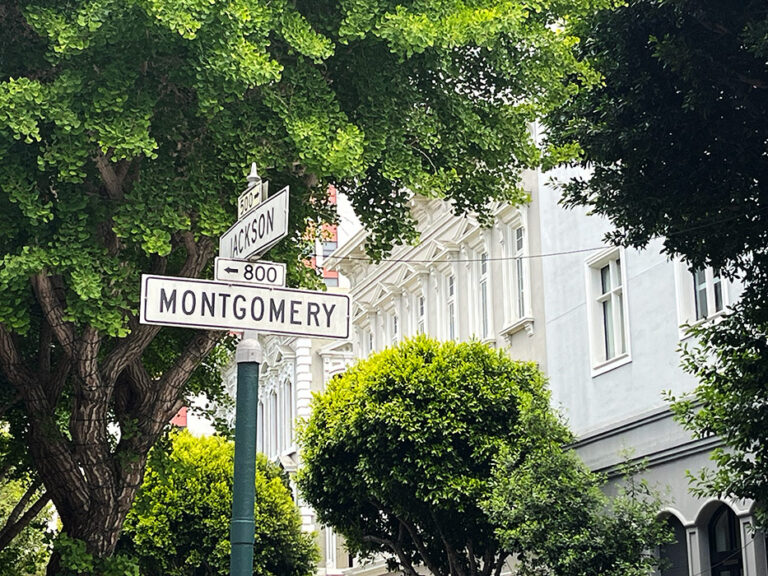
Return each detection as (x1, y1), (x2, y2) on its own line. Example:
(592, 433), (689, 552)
(140, 274), (350, 339)
(219, 185), (289, 261)
(215, 258), (286, 287)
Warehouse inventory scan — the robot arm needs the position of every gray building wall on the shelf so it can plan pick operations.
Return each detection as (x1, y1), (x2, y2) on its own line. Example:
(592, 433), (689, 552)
(537, 165), (764, 576)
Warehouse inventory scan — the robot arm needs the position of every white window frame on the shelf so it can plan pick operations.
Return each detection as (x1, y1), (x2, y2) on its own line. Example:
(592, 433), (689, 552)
(585, 248), (631, 375)
(282, 378), (294, 451)
(417, 292), (426, 334)
(674, 262), (730, 338)
(446, 273), (456, 340)
(269, 390), (278, 456)
(257, 400), (265, 453)
(391, 312), (399, 346)
(478, 251), (489, 339)
(367, 329), (374, 355)
(513, 226), (526, 320)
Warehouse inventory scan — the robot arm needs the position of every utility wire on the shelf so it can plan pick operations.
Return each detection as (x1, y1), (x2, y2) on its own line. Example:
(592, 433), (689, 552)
(312, 203), (766, 266)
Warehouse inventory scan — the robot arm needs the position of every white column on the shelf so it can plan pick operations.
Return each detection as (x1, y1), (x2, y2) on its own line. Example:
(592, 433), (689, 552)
(687, 527), (703, 576)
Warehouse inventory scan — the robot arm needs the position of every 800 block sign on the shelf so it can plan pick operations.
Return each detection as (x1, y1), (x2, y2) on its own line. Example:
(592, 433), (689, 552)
(214, 258), (286, 287)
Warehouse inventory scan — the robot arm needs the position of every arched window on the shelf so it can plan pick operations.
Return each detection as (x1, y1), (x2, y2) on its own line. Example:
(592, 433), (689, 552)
(659, 515), (689, 576)
(708, 505), (743, 576)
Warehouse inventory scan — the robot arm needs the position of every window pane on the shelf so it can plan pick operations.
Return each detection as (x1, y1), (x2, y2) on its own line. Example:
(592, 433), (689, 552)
(603, 299), (615, 359)
(481, 280), (488, 338)
(515, 227), (524, 252)
(601, 265), (611, 294)
(617, 292), (626, 354)
(693, 268), (708, 320)
(516, 258), (525, 318)
(322, 240), (338, 256)
(448, 302), (455, 340)
(713, 274), (723, 313)
(481, 252), (488, 275)
(448, 275), (455, 297)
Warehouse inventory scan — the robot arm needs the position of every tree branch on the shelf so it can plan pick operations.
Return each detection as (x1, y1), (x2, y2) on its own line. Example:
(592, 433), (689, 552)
(144, 330), (221, 441)
(0, 486), (49, 551)
(30, 273), (75, 358)
(491, 556), (505, 576)
(94, 150), (125, 201)
(101, 232), (210, 387)
(45, 356), (71, 407)
(178, 233), (214, 278)
(399, 515), (444, 576)
(361, 534), (421, 576)
(430, 510), (466, 576)
(0, 324), (34, 388)
(76, 325), (101, 391)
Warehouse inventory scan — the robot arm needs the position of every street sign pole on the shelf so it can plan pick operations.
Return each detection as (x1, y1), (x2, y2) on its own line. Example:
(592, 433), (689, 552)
(230, 334), (262, 576)
(137, 162), (349, 576)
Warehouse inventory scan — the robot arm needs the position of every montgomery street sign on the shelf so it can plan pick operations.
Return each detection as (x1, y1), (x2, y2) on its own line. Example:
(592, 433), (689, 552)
(215, 257), (285, 287)
(219, 185), (289, 261)
(140, 274), (350, 339)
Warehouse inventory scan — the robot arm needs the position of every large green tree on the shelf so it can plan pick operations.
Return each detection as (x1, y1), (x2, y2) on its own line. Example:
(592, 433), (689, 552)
(545, 0), (768, 526)
(0, 0), (606, 567)
(298, 337), (667, 576)
(117, 430), (317, 576)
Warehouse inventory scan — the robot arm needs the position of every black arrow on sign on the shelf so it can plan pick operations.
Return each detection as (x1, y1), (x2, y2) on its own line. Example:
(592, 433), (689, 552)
(225, 267), (239, 273)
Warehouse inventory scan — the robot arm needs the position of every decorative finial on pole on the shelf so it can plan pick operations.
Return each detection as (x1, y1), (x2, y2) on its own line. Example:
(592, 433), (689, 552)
(246, 162), (261, 187)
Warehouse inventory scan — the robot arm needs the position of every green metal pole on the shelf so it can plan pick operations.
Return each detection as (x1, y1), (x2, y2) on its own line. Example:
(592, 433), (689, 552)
(230, 335), (262, 576)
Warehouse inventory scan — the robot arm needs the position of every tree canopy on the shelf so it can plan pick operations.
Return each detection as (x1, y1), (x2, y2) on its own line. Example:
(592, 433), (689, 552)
(117, 430), (317, 576)
(0, 0), (608, 566)
(298, 337), (667, 576)
(545, 0), (768, 526)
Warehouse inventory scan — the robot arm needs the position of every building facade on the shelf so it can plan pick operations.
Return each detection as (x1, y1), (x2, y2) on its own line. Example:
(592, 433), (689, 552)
(538, 165), (765, 576)
(324, 164), (766, 576)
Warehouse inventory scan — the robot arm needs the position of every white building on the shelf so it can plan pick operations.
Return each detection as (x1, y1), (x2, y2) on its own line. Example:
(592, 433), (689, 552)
(323, 164), (767, 576)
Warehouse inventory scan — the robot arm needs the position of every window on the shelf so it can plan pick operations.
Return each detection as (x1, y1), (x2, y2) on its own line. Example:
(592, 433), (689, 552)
(367, 330), (374, 354)
(587, 249), (630, 371)
(674, 263), (730, 332)
(479, 252), (489, 338)
(514, 226), (525, 319)
(447, 274), (456, 340)
(257, 401), (264, 453)
(659, 515), (689, 576)
(322, 240), (338, 257)
(693, 267), (724, 320)
(708, 505), (743, 576)
(283, 380), (293, 448)
(391, 314), (399, 345)
(417, 294), (425, 334)
(269, 391), (278, 455)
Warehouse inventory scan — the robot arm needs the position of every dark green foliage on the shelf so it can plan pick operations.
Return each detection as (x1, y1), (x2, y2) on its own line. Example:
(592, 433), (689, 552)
(546, 0), (768, 526)
(547, 0), (768, 272)
(118, 430), (318, 576)
(671, 274), (768, 529)
(299, 337), (666, 576)
(489, 450), (670, 576)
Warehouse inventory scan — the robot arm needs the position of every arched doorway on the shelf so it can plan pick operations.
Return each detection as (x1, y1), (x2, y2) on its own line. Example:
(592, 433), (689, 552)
(660, 514), (689, 576)
(708, 504), (743, 576)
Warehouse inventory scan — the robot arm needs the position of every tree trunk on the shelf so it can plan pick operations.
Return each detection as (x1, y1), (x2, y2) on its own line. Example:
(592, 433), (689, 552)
(0, 237), (219, 573)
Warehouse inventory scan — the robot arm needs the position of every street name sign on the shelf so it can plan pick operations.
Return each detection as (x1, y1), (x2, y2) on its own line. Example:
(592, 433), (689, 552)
(215, 257), (285, 286)
(237, 181), (268, 219)
(219, 185), (289, 260)
(140, 274), (350, 339)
